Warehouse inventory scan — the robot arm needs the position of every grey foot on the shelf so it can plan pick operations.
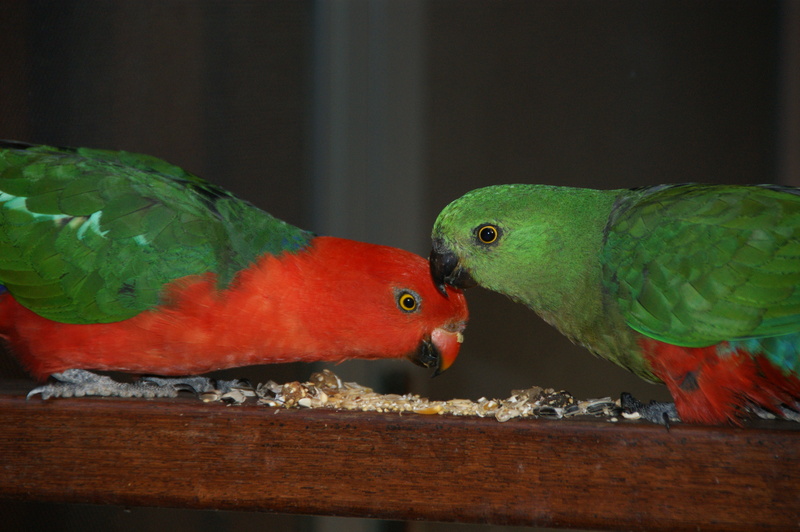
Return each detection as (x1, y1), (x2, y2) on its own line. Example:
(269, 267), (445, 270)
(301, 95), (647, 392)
(620, 392), (681, 427)
(26, 370), (255, 402)
(27, 369), (183, 400)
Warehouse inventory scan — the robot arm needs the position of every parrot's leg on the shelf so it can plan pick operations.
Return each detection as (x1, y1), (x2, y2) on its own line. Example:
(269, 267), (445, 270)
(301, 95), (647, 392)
(26, 369), (255, 402)
(27, 369), (184, 400)
(620, 392), (681, 427)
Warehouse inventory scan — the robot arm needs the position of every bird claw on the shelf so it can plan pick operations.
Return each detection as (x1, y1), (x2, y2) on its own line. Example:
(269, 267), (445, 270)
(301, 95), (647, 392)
(26, 369), (182, 400)
(620, 392), (681, 428)
(26, 370), (257, 403)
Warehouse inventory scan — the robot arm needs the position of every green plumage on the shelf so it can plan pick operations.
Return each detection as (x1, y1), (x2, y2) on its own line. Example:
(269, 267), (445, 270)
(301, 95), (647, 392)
(0, 141), (312, 324)
(431, 183), (800, 381)
(605, 184), (800, 348)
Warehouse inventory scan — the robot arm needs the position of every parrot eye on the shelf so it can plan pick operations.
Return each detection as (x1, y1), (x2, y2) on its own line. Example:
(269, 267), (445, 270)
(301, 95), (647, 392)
(396, 290), (420, 313)
(476, 224), (500, 245)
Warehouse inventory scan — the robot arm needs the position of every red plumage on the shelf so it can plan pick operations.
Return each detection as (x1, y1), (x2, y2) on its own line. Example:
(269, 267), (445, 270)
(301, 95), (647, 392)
(641, 338), (800, 424)
(0, 237), (468, 381)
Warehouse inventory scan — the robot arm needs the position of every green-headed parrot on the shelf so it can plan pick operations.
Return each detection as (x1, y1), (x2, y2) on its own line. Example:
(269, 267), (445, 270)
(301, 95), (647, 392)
(430, 183), (800, 425)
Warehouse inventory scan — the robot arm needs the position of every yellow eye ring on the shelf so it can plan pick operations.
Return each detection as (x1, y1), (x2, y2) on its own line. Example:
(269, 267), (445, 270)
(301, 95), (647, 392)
(397, 291), (419, 313)
(477, 224), (500, 244)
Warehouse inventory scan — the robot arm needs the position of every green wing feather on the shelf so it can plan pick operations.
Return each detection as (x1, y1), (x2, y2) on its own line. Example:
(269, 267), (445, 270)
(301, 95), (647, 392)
(603, 184), (800, 347)
(0, 141), (312, 324)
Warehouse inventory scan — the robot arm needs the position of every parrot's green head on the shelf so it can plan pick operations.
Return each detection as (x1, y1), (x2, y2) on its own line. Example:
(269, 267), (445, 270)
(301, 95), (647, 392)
(430, 184), (616, 313)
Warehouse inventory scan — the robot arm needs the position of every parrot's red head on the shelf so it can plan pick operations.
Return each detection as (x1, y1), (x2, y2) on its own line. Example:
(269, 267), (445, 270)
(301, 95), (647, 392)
(267, 237), (469, 374)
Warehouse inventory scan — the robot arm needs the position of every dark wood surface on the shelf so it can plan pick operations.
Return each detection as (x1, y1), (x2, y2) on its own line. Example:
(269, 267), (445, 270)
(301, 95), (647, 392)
(1, 384), (798, 530)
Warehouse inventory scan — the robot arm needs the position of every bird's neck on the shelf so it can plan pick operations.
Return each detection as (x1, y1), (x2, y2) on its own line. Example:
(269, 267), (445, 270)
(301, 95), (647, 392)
(503, 187), (654, 378)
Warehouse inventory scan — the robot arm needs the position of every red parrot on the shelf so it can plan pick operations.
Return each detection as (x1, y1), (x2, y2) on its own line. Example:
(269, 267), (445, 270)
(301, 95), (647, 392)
(0, 141), (468, 398)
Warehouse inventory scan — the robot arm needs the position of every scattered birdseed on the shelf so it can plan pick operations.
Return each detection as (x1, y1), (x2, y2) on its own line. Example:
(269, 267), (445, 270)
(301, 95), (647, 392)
(207, 369), (621, 422)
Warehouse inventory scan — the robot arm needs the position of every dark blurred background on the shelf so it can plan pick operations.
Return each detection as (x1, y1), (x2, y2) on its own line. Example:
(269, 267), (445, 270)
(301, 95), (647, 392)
(1, 1), (797, 531)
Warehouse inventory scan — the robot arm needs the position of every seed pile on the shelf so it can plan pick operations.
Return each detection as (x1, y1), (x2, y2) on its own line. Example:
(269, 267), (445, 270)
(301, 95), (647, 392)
(202, 369), (621, 422)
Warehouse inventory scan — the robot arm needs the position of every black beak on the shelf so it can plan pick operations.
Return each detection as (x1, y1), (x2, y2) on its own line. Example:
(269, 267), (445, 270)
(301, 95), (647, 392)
(410, 339), (446, 377)
(429, 238), (477, 296)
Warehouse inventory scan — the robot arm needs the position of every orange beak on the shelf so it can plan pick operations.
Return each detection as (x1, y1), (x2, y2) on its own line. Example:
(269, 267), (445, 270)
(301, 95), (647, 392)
(430, 327), (465, 375)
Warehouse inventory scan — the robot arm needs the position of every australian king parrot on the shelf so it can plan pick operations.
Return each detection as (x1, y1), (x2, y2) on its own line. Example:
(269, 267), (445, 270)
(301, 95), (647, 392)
(430, 183), (800, 425)
(0, 141), (468, 399)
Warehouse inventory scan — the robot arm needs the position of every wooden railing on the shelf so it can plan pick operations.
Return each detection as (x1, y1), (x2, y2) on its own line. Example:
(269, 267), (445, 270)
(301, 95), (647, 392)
(1, 384), (798, 531)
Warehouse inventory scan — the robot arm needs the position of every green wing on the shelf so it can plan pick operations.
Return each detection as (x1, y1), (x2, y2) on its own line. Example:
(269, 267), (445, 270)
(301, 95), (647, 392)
(603, 184), (800, 347)
(0, 141), (312, 324)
